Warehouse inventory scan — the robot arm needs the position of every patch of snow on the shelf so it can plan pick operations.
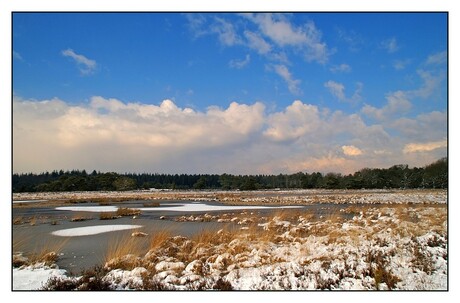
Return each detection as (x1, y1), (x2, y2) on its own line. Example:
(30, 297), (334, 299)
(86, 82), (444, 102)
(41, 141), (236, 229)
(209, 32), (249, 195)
(13, 264), (68, 290)
(51, 224), (142, 237)
(56, 206), (118, 212)
(55, 203), (303, 213)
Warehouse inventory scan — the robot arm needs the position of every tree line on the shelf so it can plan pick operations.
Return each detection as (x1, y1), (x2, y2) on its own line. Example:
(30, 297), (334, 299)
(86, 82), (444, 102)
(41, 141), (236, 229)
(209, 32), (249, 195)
(12, 157), (447, 193)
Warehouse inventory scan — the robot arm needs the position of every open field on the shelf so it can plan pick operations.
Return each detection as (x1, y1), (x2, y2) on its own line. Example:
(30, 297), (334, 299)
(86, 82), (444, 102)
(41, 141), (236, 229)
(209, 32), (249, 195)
(12, 189), (447, 290)
(13, 188), (446, 207)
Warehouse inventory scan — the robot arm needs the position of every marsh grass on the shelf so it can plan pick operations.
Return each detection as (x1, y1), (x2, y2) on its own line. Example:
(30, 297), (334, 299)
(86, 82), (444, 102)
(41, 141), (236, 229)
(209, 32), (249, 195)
(116, 207), (141, 217)
(70, 214), (91, 222)
(105, 231), (147, 270)
(99, 212), (121, 220)
(29, 238), (69, 266)
(143, 201), (160, 207)
(147, 229), (173, 252)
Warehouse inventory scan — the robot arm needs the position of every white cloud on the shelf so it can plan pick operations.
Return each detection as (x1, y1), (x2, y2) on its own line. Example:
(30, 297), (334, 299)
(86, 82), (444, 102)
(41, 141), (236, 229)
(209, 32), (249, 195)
(410, 69), (445, 99)
(273, 64), (302, 95)
(426, 51), (447, 65)
(330, 63), (351, 73)
(264, 100), (320, 142)
(336, 28), (364, 52)
(229, 54), (250, 69)
(250, 13), (308, 46)
(13, 51), (23, 61)
(184, 13), (208, 38)
(211, 17), (241, 46)
(324, 81), (346, 101)
(362, 91), (411, 120)
(244, 30), (272, 55)
(342, 145), (363, 156)
(13, 96), (446, 175)
(393, 59), (411, 70)
(403, 139), (447, 153)
(391, 111), (447, 142)
(13, 96), (267, 173)
(324, 81), (362, 104)
(245, 13), (330, 64)
(61, 49), (97, 75)
(381, 37), (399, 53)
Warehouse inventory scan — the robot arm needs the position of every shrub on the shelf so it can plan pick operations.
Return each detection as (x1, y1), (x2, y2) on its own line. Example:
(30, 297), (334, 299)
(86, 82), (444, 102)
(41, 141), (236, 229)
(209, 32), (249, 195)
(212, 278), (233, 290)
(41, 265), (112, 291)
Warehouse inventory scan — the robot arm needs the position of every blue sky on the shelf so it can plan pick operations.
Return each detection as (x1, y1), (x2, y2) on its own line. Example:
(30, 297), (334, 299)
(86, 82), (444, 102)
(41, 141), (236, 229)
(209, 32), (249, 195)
(12, 12), (448, 174)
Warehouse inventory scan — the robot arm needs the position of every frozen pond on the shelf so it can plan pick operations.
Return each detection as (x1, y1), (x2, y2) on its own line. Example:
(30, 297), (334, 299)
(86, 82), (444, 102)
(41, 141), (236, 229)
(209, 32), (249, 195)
(13, 200), (351, 273)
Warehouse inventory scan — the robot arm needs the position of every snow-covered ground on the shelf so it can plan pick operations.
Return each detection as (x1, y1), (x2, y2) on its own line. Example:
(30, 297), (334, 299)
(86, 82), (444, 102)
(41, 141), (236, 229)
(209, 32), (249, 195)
(13, 203), (448, 291)
(13, 189), (447, 205)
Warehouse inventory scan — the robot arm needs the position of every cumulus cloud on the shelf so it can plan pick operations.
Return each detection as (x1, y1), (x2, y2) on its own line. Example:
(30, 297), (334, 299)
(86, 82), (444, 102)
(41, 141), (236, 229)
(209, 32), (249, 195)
(264, 100), (320, 142)
(403, 139), (447, 153)
(13, 96), (446, 175)
(62, 49), (97, 75)
(13, 96), (265, 173)
(342, 145), (363, 156)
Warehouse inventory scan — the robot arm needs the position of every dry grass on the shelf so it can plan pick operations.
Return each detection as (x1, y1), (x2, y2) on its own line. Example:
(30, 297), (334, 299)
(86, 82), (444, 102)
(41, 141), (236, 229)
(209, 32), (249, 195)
(99, 212), (121, 220)
(70, 212), (92, 222)
(105, 232), (147, 270)
(143, 201), (161, 207)
(191, 225), (228, 246)
(149, 228), (174, 251)
(29, 238), (69, 266)
(116, 207), (141, 217)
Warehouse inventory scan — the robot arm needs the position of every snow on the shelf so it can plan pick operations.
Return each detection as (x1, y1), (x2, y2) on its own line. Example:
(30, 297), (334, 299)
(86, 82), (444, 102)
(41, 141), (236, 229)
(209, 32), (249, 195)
(56, 203), (304, 213)
(12, 264), (67, 290)
(51, 224), (142, 237)
(56, 206), (118, 212)
(12, 194), (450, 292)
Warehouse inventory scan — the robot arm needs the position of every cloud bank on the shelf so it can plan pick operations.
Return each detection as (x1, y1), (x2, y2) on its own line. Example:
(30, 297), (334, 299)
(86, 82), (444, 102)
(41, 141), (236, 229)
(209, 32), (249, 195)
(13, 95), (446, 175)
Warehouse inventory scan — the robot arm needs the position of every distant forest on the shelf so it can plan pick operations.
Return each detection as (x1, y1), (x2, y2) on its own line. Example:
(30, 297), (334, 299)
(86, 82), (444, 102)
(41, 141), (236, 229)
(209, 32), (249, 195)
(12, 158), (447, 193)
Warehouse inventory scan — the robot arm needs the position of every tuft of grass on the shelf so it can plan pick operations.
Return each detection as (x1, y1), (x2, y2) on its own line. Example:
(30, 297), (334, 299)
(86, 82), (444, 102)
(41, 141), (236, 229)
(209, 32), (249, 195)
(13, 216), (24, 225)
(149, 229), (174, 251)
(143, 201), (160, 207)
(99, 212), (121, 220)
(116, 207), (141, 217)
(192, 228), (220, 246)
(30, 238), (69, 266)
(105, 232), (146, 270)
(412, 239), (434, 274)
(70, 212), (91, 222)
